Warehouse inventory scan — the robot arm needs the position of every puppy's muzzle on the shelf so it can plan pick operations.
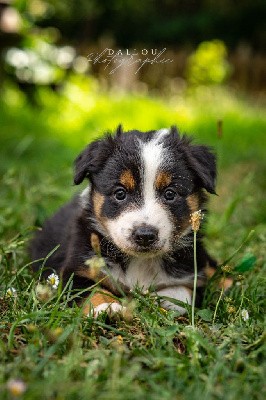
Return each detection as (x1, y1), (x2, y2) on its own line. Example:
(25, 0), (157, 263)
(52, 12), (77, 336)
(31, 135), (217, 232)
(132, 225), (159, 248)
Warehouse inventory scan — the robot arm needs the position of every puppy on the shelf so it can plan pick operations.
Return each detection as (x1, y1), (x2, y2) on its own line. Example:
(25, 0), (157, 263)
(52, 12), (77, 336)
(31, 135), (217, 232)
(31, 126), (217, 316)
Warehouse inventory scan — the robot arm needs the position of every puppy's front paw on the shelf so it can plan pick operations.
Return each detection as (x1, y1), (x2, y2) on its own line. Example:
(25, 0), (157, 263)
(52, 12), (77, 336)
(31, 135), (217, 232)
(157, 286), (192, 315)
(92, 302), (126, 318)
(83, 290), (126, 318)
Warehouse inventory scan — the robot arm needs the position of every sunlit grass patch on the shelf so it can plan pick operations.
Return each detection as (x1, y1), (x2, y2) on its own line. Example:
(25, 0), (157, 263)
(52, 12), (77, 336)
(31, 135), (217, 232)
(0, 228), (264, 400)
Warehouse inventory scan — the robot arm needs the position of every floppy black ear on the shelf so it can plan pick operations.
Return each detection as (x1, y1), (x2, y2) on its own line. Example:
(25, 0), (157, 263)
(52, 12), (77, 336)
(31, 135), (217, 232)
(184, 144), (217, 194)
(74, 134), (116, 185)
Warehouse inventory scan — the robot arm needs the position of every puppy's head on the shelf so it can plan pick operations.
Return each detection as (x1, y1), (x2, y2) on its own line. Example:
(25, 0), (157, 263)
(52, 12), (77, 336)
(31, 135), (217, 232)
(75, 126), (216, 257)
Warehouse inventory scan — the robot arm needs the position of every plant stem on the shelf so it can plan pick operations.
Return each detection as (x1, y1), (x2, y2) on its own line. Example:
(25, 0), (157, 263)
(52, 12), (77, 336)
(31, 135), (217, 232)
(191, 230), (197, 329)
(212, 284), (224, 325)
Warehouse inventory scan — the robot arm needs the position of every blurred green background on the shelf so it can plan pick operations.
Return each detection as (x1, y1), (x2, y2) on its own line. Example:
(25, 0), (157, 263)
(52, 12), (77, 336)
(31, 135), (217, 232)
(0, 0), (265, 256)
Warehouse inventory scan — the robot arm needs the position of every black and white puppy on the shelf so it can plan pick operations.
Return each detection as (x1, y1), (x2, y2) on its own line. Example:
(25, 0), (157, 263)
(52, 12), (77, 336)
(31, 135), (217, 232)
(31, 126), (217, 316)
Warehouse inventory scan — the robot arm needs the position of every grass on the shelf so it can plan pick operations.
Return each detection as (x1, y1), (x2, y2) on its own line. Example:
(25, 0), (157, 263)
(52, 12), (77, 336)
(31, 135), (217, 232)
(0, 81), (265, 399)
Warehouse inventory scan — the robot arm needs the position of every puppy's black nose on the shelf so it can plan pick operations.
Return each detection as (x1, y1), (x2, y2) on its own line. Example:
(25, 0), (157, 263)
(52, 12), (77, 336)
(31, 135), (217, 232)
(132, 225), (159, 247)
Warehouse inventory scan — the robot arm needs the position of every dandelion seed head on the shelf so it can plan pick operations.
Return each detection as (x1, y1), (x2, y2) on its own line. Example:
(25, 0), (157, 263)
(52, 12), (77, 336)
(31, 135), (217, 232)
(116, 335), (124, 345)
(227, 305), (236, 314)
(46, 327), (63, 343)
(221, 265), (233, 273)
(224, 297), (233, 303)
(241, 309), (249, 321)
(35, 283), (53, 302)
(110, 334), (125, 349)
(190, 210), (204, 232)
(47, 273), (60, 289)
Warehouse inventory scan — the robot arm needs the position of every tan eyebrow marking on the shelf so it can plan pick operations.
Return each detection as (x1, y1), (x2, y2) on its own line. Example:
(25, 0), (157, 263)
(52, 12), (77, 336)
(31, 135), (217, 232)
(186, 193), (200, 213)
(120, 170), (136, 191)
(155, 171), (172, 190)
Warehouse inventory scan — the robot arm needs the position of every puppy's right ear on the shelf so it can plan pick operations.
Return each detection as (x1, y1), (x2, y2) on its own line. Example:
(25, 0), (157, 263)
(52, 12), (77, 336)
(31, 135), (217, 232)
(74, 134), (115, 185)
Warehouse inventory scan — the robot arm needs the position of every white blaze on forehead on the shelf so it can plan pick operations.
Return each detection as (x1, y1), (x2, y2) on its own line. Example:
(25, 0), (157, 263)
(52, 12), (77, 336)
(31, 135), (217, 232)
(141, 128), (170, 203)
(156, 128), (170, 136)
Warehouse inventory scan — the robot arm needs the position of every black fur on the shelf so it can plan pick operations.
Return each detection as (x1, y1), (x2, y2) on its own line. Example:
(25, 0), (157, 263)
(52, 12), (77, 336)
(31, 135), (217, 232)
(30, 126), (217, 303)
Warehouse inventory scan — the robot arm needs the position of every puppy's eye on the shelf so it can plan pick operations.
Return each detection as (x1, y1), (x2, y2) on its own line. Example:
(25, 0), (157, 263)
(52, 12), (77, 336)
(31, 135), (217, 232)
(163, 189), (177, 201)
(114, 188), (127, 201)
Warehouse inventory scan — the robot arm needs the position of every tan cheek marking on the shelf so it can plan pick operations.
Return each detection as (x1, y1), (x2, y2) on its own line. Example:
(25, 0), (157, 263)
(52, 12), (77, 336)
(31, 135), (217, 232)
(155, 171), (172, 190)
(92, 191), (105, 220)
(120, 170), (136, 191)
(186, 193), (200, 213)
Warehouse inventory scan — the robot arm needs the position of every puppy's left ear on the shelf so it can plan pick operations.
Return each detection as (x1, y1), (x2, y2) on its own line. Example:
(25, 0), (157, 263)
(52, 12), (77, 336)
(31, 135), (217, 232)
(74, 126), (122, 185)
(184, 144), (217, 194)
(74, 135), (115, 185)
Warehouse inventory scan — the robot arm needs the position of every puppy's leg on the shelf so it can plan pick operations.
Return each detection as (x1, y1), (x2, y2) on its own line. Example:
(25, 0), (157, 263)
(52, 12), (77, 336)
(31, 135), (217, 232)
(82, 289), (126, 318)
(157, 286), (192, 315)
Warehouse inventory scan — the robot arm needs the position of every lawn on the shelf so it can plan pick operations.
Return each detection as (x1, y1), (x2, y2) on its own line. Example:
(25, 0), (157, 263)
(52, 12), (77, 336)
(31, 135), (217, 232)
(0, 81), (265, 400)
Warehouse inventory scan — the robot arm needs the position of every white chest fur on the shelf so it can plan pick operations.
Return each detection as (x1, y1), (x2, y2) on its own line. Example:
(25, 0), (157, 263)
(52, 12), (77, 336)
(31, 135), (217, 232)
(103, 257), (197, 314)
(106, 257), (194, 291)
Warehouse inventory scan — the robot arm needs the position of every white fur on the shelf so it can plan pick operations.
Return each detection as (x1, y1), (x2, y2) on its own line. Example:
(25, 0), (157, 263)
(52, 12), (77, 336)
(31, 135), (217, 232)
(105, 258), (198, 291)
(104, 129), (174, 254)
(80, 186), (91, 208)
(104, 202), (172, 254)
(157, 285), (192, 314)
(156, 128), (170, 137)
(102, 259), (195, 315)
(91, 302), (126, 317)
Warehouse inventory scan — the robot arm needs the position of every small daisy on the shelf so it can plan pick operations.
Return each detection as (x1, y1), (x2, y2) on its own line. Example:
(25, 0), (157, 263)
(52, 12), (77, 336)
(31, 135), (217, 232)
(46, 273), (60, 289)
(241, 309), (249, 322)
(7, 378), (27, 396)
(6, 287), (17, 297)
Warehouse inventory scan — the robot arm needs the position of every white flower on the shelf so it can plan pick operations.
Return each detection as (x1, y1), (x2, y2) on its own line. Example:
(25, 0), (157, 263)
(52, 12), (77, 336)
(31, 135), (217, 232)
(7, 378), (27, 396)
(241, 309), (249, 322)
(6, 287), (17, 297)
(46, 273), (59, 289)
